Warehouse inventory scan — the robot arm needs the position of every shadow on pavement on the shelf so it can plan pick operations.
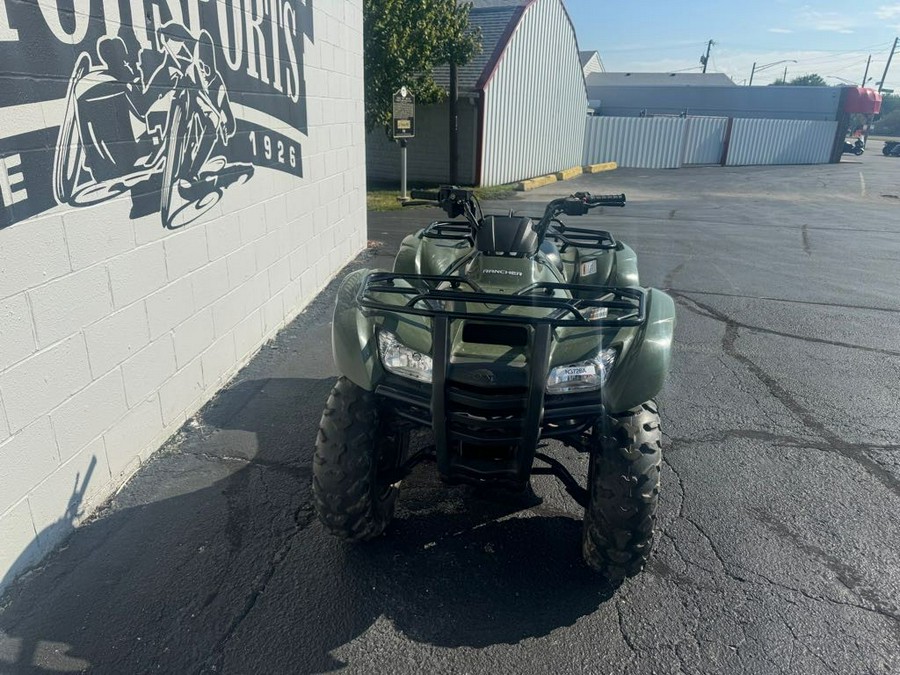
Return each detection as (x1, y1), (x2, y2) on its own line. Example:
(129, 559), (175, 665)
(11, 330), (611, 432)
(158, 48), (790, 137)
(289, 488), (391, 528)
(0, 457), (98, 595)
(0, 376), (612, 674)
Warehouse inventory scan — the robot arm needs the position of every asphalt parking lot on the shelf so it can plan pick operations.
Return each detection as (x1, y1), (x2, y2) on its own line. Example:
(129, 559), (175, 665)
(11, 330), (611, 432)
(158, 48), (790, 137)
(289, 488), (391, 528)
(2, 149), (900, 674)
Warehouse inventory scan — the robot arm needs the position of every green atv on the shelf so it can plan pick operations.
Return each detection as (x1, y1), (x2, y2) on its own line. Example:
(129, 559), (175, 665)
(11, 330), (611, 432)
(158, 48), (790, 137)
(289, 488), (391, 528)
(313, 186), (675, 580)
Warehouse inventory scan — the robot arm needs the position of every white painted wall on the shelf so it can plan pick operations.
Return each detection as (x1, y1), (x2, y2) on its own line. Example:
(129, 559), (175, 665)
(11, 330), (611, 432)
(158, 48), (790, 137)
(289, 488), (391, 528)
(582, 52), (605, 76)
(0, 0), (366, 591)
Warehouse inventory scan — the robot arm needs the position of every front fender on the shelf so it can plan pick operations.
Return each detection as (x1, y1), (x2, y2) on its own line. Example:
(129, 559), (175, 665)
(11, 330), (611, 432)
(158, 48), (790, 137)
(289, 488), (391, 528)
(604, 288), (675, 412)
(613, 243), (640, 287)
(332, 269), (383, 391)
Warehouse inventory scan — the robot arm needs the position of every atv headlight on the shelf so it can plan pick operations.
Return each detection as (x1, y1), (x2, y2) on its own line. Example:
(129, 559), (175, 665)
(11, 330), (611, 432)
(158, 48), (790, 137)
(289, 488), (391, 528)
(546, 348), (616, 395)
(378, 330), (433, 383)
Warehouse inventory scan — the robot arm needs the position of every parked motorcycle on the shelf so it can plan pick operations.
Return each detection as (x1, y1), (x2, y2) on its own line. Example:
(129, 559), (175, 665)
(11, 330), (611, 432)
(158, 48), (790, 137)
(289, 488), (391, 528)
(883, 141), (900, 157)
(842, 139), (865, 156)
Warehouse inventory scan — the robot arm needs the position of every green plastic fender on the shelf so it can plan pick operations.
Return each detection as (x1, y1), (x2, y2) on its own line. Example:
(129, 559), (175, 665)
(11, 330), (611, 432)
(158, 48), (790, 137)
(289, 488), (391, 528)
(332, 269), (433, 391)
(332, 269), (383, 391)
(393, 233), (422, 275)
(603, 288), (676, 412)
(614, 243), (640, 287)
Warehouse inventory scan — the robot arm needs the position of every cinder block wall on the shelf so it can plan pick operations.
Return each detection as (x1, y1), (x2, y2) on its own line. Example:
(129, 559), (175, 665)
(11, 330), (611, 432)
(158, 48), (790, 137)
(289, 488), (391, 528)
(366, 102), (479, 186)
(0, 0), (365, 591)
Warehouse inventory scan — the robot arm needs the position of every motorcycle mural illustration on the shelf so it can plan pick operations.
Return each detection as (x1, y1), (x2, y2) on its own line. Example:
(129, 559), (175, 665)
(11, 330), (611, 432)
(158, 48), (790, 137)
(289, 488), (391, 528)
(53, 22), (254, 229)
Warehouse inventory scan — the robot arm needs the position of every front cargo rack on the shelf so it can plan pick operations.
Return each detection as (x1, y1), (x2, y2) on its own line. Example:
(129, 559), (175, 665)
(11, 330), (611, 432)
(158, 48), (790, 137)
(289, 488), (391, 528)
(359, 272), (648, 486)
(358, 272), (646, 327)
(545, 222), (617, 252)
(421, 220), (476, 245)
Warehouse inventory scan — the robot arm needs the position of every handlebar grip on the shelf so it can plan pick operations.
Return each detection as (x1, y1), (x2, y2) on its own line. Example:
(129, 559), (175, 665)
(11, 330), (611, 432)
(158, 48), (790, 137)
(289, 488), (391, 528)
(588, 193), (626, 206)
(410, 190), (440, 201)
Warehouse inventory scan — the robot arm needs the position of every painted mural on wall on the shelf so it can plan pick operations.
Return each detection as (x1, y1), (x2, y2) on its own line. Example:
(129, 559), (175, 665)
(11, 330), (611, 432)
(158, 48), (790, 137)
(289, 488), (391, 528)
(0, 0), (313, 230)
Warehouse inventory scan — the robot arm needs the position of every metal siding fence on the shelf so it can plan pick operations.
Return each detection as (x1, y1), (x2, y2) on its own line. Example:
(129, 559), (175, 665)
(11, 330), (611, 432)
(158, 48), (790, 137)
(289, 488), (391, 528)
(727, 119), (838, 166)
(683, 116), (728, 165)
(481, 0), (587, 186)
(583, 117), (686, 169)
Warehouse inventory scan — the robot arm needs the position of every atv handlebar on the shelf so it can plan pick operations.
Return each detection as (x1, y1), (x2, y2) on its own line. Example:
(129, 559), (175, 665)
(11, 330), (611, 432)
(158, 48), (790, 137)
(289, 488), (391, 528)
(581, 193), (626, 207)
(403, 186), (483, 222)
(534, 192), (627, 241)
(400, 186), (626, 243)
(409, 190), (441, 201)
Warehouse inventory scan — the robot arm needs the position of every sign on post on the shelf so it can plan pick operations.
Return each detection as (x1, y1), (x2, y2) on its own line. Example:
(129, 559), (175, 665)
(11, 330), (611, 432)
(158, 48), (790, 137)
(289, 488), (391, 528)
(392, 87), (416, 139)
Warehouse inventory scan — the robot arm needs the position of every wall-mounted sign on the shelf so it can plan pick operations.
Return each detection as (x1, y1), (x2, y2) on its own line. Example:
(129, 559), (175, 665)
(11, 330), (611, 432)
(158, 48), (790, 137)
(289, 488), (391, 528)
(392, 87), (415, 140)
(0, 0), (314, 230)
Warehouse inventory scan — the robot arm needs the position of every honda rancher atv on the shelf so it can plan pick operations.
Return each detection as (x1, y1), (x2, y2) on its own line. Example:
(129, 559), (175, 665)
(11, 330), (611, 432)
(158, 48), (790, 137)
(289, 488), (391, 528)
(313, 186), (675, 580)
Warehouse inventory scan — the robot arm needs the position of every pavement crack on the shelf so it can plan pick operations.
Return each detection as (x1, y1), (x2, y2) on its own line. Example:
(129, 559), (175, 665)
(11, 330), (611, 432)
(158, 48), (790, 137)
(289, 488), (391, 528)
(683, 516), (749, 584)
(199, 501), (315, 673)
(737, 563), (900, 629)
(661, 530), (718, 578)
(663, 256), (694, 289)
(675, 292), (900, 358)
(669, 288), (900, 315)
(615, 601), (638, 657)
(674, 293), (900, 500)
(194, 451), (309, 480)
(671, 430), (899, 455)
(751, 509), (900, 626)
(661, 452), (686, 520)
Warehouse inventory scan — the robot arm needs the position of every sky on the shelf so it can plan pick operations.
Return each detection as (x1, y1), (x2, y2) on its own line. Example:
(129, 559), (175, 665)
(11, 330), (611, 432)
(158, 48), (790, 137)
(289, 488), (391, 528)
(565, 1), (900, 90)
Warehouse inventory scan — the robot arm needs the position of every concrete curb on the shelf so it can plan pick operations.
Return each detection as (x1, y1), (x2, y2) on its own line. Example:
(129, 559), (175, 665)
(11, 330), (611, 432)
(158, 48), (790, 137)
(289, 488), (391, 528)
(555, 166), (583, 181)
(516, 163), (617, 191)
(515, 174), (558, 191)
(583, 162), (618, 174)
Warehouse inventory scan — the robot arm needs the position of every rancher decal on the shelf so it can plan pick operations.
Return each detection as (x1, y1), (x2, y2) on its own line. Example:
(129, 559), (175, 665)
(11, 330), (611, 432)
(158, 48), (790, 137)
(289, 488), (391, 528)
(0, 0), (313, 229)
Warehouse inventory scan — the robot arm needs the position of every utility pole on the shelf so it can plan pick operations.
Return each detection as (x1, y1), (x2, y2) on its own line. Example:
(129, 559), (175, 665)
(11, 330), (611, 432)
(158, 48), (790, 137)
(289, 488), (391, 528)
(862, 54), (871, 87)
(449, 61), (459, 184)
(700, 40), (715, 73)
(878, 37), (898, 93)
(749, 61), (756, 85)
(783, 64), (788, 84)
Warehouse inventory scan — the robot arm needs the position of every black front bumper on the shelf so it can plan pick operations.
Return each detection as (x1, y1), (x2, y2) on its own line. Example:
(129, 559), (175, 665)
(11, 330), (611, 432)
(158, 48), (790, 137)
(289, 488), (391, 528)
(376, 320), (605, 486)
(359, 274), (642, 486)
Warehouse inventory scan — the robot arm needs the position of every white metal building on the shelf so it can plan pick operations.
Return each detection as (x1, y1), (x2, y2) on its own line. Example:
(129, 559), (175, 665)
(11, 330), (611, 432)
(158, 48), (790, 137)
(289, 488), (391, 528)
(366, 0), (587, 187)
(580, 51), (605, 76)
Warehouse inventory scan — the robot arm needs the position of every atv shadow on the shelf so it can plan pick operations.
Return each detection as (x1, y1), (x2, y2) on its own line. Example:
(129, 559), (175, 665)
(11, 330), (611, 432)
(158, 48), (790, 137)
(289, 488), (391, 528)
(0, 377), (615, 674)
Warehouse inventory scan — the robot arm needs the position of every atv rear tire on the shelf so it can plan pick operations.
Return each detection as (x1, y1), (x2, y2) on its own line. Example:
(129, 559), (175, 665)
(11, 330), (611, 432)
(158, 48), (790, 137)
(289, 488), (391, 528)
(582, 402), (662, 581)
(313, 377), (405, 541)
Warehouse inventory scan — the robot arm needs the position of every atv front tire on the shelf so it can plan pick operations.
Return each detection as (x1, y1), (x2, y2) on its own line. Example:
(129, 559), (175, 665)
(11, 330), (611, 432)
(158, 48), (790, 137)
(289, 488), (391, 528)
(313, 377), (405, 540)
(582, 402), (662, 581)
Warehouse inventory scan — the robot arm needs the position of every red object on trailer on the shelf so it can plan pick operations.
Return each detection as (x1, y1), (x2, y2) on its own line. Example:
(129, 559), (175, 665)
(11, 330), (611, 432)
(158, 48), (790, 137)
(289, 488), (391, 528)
(842, 87), (882, 115)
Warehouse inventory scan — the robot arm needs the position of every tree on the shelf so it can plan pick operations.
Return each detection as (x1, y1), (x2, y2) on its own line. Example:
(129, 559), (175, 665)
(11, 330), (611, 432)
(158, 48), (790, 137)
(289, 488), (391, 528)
(790, 73), (827, 86)
(363, 0), (482, 132)
(880, 93), (899, 118)
(769, 73), (827, 86)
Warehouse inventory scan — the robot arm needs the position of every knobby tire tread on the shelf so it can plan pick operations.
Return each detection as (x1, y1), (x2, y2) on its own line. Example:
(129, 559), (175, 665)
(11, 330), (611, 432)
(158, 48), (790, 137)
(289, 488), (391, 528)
(313, 377), (398, 541)
(583, 401), (662, 581)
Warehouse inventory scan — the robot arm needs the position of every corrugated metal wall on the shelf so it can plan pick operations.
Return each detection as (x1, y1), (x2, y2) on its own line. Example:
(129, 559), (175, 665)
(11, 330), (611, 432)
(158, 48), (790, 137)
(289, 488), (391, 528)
(583, 115), (837, 169)
(583, 117), (686, 169)
(726, 118), (838, 166)
(481, 0), (587, 186)
(683, 116), (728, 165)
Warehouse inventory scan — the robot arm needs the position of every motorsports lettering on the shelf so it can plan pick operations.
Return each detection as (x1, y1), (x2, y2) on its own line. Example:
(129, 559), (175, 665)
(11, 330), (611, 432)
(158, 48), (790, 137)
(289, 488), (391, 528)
(0, 0), (313, 229)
